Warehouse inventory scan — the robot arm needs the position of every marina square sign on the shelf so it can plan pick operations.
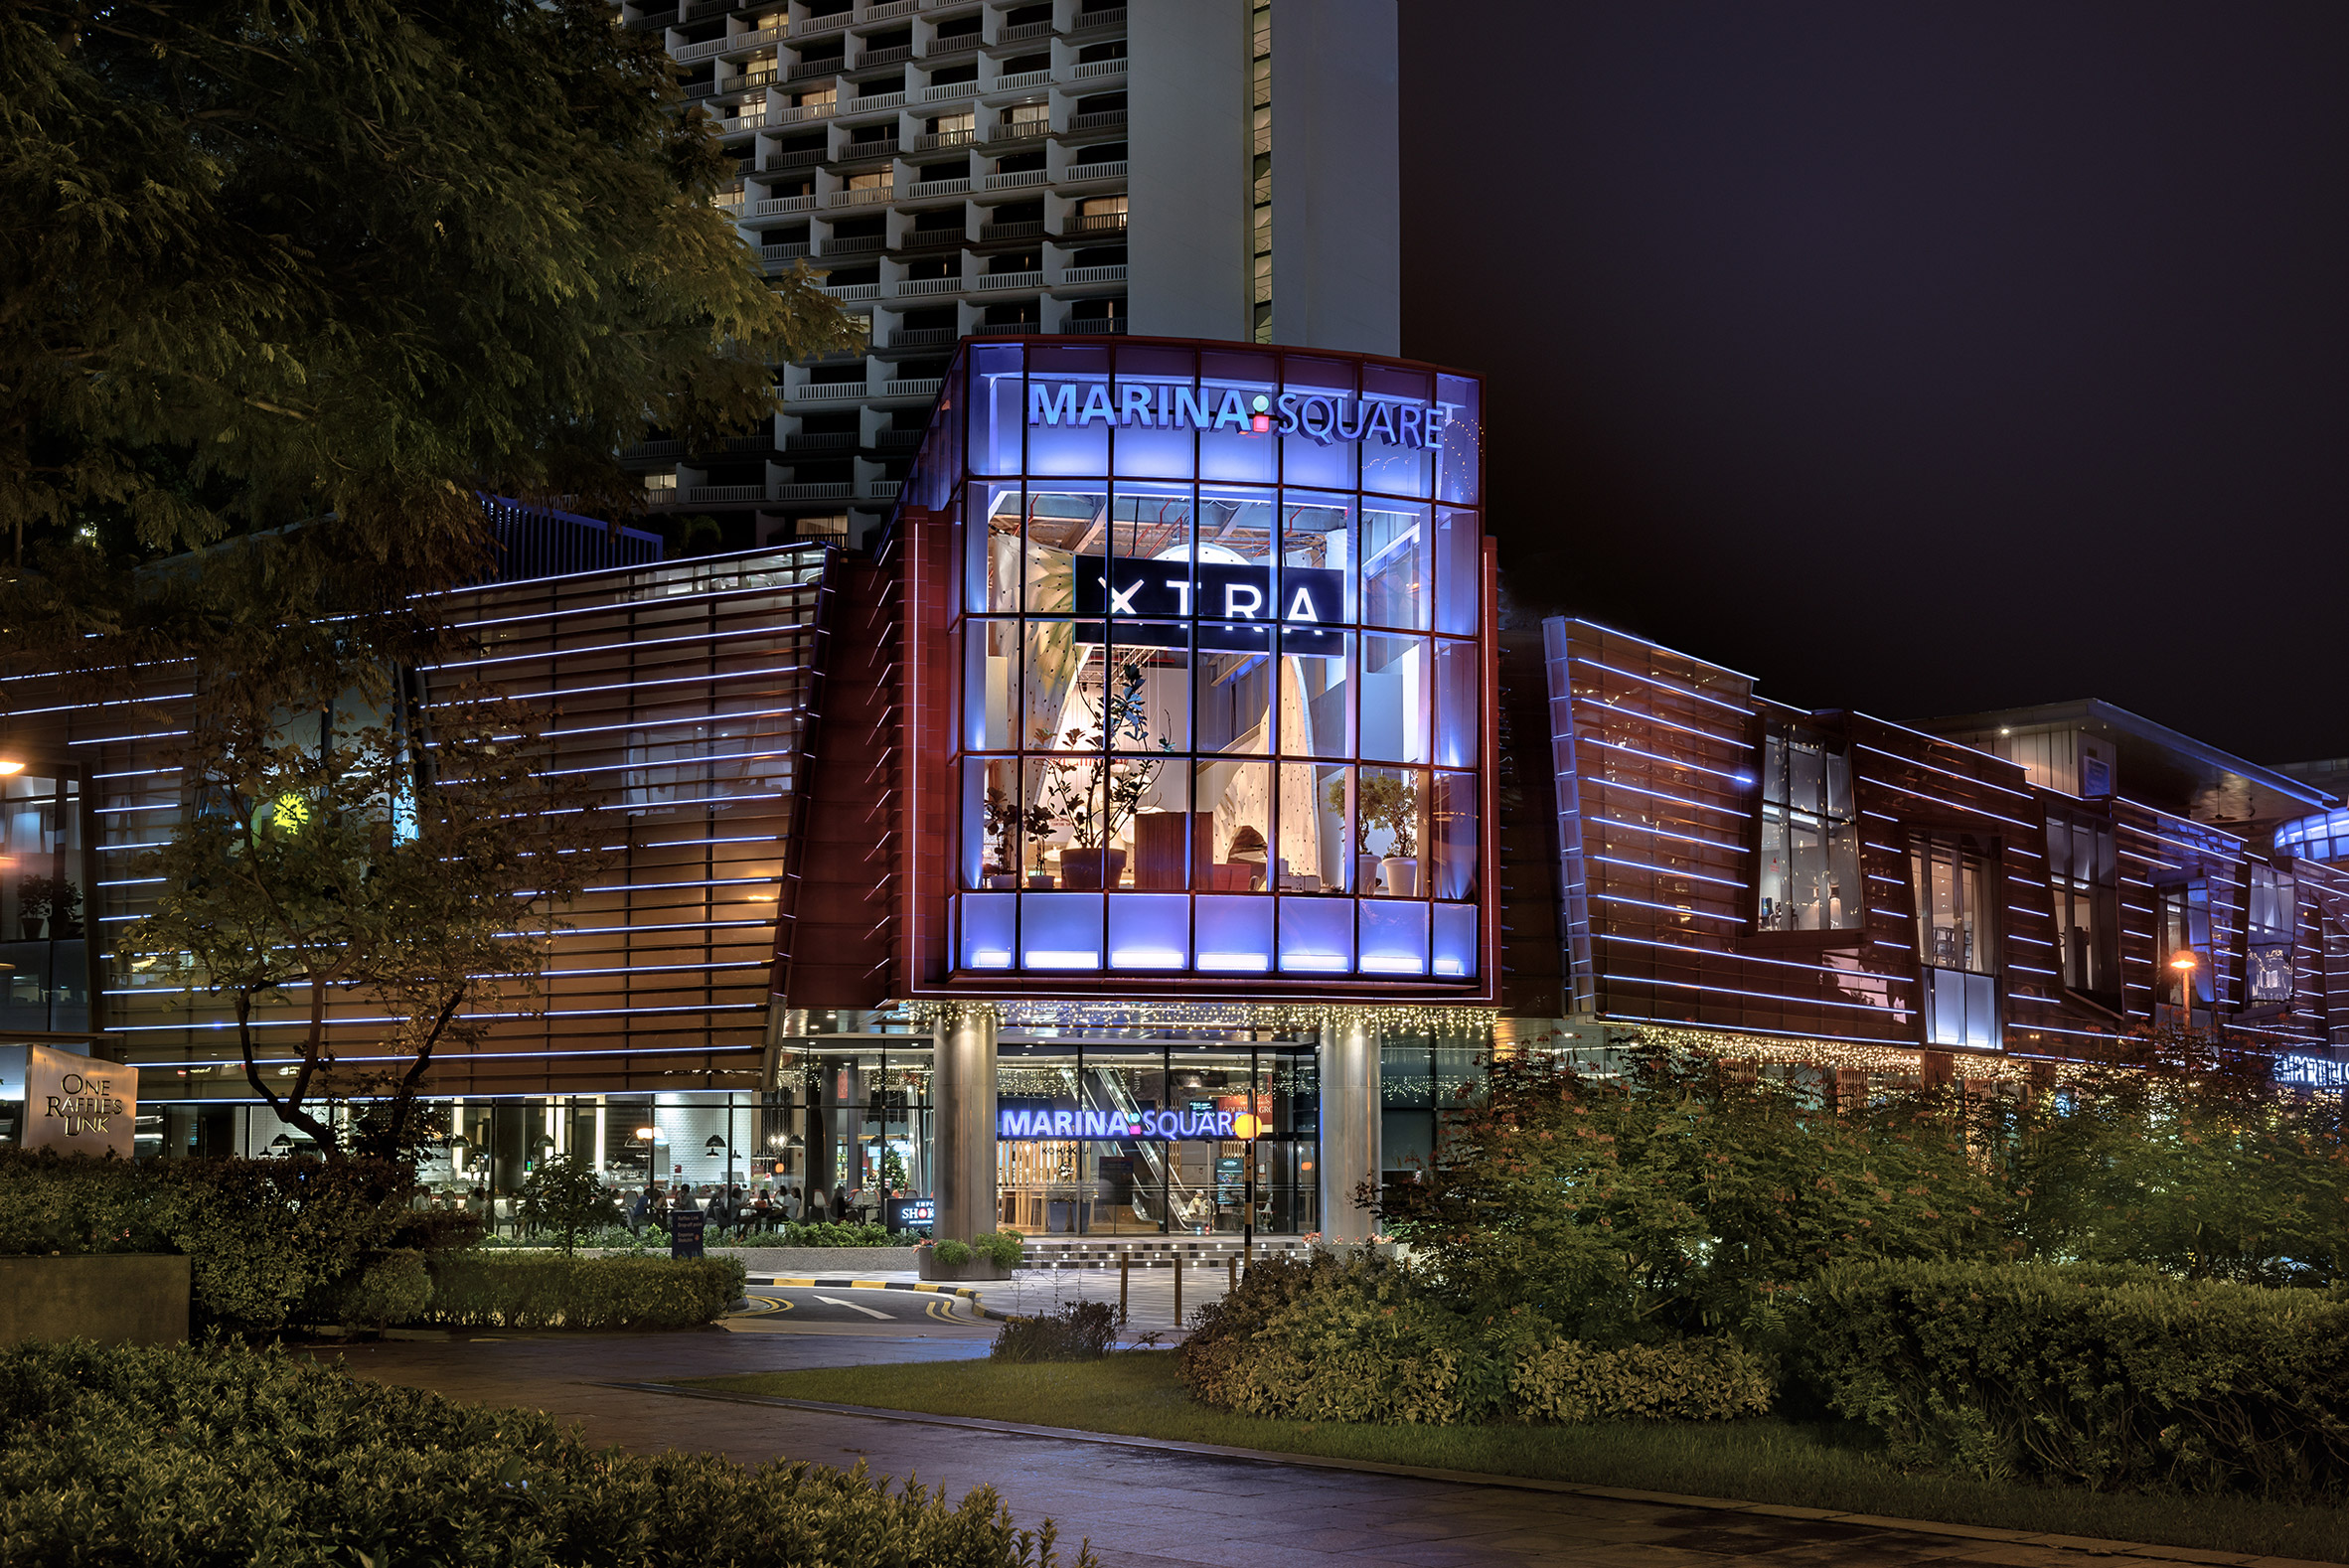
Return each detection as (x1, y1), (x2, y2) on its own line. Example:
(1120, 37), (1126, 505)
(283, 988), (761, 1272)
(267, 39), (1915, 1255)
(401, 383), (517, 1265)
(1029, 381), (1455, 449)
(998, 1107), (1255, 1141)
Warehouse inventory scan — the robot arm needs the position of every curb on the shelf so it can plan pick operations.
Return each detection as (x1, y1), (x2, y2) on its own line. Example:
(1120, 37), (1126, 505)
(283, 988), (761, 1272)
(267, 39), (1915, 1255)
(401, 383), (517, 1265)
(606, 1383), (2338, 1568)
(742, 1277), (997, 1320)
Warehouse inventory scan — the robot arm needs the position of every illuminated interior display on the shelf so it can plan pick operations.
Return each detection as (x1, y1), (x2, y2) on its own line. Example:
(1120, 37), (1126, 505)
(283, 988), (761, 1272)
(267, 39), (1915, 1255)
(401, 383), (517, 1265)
(915, 338), (1488, 989)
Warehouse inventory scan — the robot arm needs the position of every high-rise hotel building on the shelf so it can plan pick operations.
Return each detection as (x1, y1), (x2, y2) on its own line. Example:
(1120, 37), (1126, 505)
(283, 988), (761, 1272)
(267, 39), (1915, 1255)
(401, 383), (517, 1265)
(618, 0), (1401, 545)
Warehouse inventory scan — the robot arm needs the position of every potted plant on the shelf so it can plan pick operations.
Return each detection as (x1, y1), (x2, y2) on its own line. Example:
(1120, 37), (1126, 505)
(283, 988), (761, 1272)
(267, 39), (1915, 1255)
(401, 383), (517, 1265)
(981, 787), (1050, 889)
(18, 872), (78, 941)
(1330, 775), (1420, 895)
(1035, 660), (1171, 889)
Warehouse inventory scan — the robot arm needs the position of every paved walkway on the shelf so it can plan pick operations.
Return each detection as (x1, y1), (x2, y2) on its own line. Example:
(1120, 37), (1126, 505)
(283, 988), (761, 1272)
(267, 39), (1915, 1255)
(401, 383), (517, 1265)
(311, 1327), (2329, 1568)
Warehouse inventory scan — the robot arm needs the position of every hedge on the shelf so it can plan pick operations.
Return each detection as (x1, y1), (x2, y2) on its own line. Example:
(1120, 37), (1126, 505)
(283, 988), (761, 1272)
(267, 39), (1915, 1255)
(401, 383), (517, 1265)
(1798, 1260), (2349, 1497)
(1179, 1250), (1770, 1426)
(0, 1340), (1095, 1567)
(0, 1148), (460, 1332)
(418, 1253), (748, 1331)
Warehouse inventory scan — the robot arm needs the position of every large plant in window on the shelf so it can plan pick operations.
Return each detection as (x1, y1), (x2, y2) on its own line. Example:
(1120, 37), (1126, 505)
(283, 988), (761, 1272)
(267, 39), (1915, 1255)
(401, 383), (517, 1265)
(1034, 658), (1172, 886)
(1756, 725), (1862, 933)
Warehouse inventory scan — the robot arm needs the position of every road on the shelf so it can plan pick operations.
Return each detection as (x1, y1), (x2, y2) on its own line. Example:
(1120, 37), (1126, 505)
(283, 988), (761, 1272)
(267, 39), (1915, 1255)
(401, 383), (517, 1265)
(733, 1283), (989, 1328)
(313, 1311), (2323, 1568)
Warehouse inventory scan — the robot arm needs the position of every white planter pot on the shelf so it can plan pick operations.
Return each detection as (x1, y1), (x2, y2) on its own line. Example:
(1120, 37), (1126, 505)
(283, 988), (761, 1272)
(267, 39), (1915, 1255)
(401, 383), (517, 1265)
(1380, 857), (1420, 897)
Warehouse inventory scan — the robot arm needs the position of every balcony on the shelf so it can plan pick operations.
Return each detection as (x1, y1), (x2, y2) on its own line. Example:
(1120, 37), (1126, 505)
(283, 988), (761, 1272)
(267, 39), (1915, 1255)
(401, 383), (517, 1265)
(841, 90), (906, 115)
(862, 479), (904, 501)
(793, 13), (852, 38)
(716, 110), (767, 134)
(1061, 159), (1126, 183)
(975, 269), (1042, 291)
(999, 19), (1053, 44)
(822, 234), (886, 256)
(838, 137), (899, 162)
(762, 240), (813, 262)
(625, 439), (685, 459)
(875, 427), (924, 451)
(789, 57), (846, 81)
(684, 484), (764, 504)
(791, 381), (872, 401)
(1059, 263), (1126, 285)
(893, 275), (963, 297)
(753, 194), (816, 216)
(828, 184), (896, 207)
(713, 191), (746, 212)
(772, 480), (856, 501)
(988, 121), (1048, 146)
(784, 431), (857, 453)
(914, 128), (976, 151)
(1062, 317), (1127, 334)
(978, 219), (1043, 241)
(1072, 7), (1127, 29)
(888, 326), (956, 349)
(764, 148), (825, 172)
(1067, 109), (1126, 133)
(774, 101), (837, 125)
(993, 69), (1052, 92)
(897, 228), (968, 251)
(922, 36), (981, 61)
(905, 176), (972, 199)
(820, 280), (881, 300)
(881, 379), (943, 398)
(984, 168), (1048, 191)
(1064, 210), (1127, 235)
(723, 432), (776, 452)
(1070, 57), (1126, 80)
(858, 45), (912, 71)
(674, 36), (733, 65)
(921, 79), (983, 103)
(863, 0), (915, 17)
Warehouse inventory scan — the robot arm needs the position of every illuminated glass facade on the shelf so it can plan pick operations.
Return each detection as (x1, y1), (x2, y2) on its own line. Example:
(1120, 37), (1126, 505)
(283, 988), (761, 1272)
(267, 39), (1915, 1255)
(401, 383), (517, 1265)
(902, 337), (1491, 994)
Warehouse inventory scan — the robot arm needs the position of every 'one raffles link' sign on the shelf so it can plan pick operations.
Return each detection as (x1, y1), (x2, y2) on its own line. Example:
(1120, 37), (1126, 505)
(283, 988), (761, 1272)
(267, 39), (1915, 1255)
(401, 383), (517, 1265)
(12, 1043), (136, 1159)
(1029, 380), (1454, 449)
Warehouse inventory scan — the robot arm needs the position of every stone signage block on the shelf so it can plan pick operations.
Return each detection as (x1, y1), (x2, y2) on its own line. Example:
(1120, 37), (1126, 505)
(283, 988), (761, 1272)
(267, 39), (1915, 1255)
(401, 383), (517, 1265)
(20, 1044), (136, 1160)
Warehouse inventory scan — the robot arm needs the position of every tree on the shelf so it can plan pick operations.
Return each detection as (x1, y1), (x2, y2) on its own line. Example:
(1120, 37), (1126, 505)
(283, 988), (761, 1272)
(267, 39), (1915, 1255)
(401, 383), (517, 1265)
(120, 663), (611, 1162)
(0, 0), (861, 671)
(520, 1151), (621, 1255)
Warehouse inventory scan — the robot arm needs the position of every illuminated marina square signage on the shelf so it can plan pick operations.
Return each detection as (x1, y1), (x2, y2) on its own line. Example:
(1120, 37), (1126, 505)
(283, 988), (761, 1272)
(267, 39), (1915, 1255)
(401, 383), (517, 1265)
(1028, 381), (1455, 449)
(998, 1106), (1248, 1141)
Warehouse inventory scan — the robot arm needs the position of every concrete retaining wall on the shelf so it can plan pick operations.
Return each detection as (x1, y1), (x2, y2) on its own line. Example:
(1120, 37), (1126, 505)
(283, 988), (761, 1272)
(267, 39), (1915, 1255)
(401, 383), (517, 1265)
(0, 1254), (190, 1347)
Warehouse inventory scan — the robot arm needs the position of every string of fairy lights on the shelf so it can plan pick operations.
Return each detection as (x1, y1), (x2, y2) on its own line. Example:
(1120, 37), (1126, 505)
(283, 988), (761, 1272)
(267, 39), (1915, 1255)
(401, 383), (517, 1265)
(905, 1000), (1502, 1036)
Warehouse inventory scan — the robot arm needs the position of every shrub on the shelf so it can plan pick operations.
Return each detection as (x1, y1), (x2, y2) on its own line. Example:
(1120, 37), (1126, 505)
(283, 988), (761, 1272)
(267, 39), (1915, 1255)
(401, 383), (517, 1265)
(972, 1229), (1024, 1269)
(774, 1220), (906, 1248)
(993, 1301), (1115, 1362)
(419, 1254), (747, 1331)
(0, 1340), (1095, 1567)
(934, 1239), (973, 1266)
(1511, 1337), (1773, 1423)
(0, 1148), (428, 1332)
(518, 1153), (622, 1253)
(323, 1249), (433, 1330)
(1181, 1249), (1767, 1427)
(1798, 1260), (2349, 1497)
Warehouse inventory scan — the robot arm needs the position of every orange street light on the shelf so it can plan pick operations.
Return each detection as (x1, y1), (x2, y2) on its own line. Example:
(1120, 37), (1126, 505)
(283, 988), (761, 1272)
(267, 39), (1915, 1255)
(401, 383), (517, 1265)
(0, 760), (23, 778)
(2169, 950), (2198, 1028)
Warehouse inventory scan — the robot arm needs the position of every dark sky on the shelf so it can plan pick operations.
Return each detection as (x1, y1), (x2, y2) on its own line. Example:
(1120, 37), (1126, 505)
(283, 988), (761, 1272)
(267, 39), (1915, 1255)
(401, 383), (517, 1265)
(1399, 1), (2349, 764)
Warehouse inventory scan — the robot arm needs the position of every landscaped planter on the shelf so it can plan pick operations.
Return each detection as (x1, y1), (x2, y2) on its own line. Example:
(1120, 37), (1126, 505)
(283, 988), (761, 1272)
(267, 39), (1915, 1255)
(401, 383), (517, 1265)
(0, 1254), (190, 1347)
(915, 1251), (1015, 1282)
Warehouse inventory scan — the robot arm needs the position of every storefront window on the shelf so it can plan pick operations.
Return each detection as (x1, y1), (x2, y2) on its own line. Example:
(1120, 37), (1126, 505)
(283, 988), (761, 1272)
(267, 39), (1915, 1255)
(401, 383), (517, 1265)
(2045, 811), (2119, 998)
(1756, 726), (1861, 933)
(1912, 837), (1999, 1048)
(942, 340), (1485, 982)
(1, 770), (90, 1035)
(996, 1034), (1317, 1235)
(2248, 862), (2296, 1004)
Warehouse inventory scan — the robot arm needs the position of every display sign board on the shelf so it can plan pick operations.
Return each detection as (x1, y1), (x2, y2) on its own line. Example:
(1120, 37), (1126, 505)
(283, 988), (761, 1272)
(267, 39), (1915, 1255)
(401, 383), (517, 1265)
(885, 1196), (935, 1233)
(1072, 556), (1344, 656)
(20, 1045), (134, 1159)
(668, 1208), (705, 1260)
(997, 1107), (1243, 1141)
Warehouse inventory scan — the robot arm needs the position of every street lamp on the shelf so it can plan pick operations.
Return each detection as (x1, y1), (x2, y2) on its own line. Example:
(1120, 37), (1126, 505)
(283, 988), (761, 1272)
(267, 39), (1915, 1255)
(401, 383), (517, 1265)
(1231, 1112), (1262, 1271)
(2170, 950), (2199, 1030)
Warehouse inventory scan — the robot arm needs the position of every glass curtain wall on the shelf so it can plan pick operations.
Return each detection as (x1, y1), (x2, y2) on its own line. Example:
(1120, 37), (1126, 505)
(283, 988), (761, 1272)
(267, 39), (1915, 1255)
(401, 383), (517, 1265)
(0, 769), (92, 1035)
(951, 340), (1484, 982)
(997, 1032), (1318, 1235)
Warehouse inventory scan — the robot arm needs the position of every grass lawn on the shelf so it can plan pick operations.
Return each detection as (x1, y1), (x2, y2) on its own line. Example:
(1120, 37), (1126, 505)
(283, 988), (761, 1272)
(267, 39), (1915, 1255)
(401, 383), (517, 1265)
(683, 1354), (2349, 1564)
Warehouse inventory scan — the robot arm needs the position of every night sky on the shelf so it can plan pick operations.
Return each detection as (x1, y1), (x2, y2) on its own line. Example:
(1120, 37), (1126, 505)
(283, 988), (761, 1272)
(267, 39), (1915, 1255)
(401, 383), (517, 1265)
(1400, 1), (2349, 765)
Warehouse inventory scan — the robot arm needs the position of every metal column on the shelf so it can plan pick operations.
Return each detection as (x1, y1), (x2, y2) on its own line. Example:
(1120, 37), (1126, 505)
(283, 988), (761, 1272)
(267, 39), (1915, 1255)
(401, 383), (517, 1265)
(932, 1006), (999, 1242)
(1318, 1015), (1380, 1242)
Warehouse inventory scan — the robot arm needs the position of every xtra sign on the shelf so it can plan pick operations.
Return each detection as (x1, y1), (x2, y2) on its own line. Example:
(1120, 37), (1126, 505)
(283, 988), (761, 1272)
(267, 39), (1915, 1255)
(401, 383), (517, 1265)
(1072, 555), (1344, 656)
